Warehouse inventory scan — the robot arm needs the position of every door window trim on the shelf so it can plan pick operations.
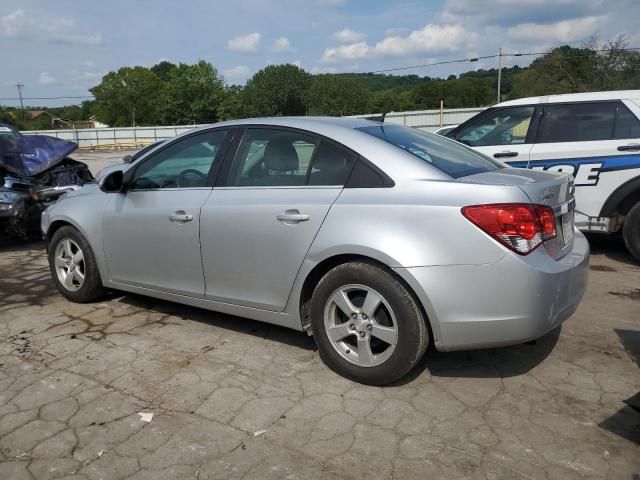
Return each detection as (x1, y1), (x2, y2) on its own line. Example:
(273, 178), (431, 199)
(124, 127), (237, 191)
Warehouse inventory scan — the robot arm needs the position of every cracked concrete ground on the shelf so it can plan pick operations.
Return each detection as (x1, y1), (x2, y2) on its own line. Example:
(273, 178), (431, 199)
(0, 154), (639, 479)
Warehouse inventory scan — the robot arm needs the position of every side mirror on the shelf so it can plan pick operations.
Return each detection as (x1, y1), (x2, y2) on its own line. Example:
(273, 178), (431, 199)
(122, 154), (133, 163)
(100, 170), (124, 192)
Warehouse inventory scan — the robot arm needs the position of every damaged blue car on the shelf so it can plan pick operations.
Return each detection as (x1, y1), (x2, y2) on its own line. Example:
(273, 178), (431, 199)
(0, 124), (92, 238)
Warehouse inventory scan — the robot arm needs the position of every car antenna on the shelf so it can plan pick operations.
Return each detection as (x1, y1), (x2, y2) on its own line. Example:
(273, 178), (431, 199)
(365, 112), (388, 123)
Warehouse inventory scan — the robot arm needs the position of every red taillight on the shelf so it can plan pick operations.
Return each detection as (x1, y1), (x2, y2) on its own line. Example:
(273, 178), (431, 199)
(461, 203), (556, 255)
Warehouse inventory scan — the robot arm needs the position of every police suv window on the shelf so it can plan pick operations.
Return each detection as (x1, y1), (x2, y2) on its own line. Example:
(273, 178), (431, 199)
(536, 102), (617, 143)
(614, 103), (640, 139)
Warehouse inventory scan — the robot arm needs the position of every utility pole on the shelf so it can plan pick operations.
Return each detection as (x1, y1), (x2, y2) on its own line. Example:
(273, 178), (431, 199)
(15, 83), (25, 121)
(496, 48), (502, 104)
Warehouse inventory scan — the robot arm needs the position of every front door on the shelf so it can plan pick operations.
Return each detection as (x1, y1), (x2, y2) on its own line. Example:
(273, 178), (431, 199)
(102, 129), (230, 297)
(200, 127), (357, 311)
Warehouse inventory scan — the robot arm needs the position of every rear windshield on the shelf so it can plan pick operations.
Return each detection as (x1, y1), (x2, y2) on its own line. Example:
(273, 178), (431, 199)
(356, 124), (502, 178)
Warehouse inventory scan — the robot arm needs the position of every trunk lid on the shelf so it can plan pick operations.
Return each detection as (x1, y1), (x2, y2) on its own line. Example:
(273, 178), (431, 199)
(459, 168), (575, 259)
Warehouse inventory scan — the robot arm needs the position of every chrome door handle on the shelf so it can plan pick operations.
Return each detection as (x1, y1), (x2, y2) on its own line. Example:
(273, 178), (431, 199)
(277, 210), (310, 223)
(169, 211), (193, 223)
(493, 151), (518, 158)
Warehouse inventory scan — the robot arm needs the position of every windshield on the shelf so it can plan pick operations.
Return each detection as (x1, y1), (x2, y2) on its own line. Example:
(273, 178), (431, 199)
(357, 124), (503, 179)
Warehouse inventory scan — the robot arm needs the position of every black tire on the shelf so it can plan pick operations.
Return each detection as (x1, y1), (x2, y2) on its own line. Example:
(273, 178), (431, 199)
(310, 261), (429, 385)
(623, 200), (640, 263)
(48, 226), (106, 302)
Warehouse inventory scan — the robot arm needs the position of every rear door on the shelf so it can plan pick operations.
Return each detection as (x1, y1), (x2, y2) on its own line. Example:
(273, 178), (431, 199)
(200, 127), (356, 311)
(450, 105), (538, 164)
(528, 100), (640, 218)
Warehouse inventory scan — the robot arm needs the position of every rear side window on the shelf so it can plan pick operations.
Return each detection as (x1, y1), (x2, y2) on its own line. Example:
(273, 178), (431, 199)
(308, 141), (357, 186)
(357, 124), (502, 179)
(614, 104), (640, 139)
(536, 102), (617, 143)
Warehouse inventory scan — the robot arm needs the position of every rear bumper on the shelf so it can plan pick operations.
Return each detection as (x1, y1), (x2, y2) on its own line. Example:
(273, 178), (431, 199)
(395, 230), (589, 351)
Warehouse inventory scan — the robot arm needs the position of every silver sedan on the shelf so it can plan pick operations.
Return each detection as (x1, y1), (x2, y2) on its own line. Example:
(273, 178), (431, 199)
(42, 117), (589, 385)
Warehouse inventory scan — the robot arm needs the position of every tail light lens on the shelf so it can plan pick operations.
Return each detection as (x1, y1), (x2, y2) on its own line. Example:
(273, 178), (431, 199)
(462, 203), (556, 255)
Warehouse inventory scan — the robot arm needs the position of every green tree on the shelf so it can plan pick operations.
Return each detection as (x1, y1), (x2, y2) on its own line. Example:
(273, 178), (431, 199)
(218, 85), (245, 120)
(151, 61), (177, 81)
(308, 75), (369, 116)
(90, 67), (162, 126)
(242, 64), (311, 116)
(0, 108), (23, 129)
(157, 60), (225, 125)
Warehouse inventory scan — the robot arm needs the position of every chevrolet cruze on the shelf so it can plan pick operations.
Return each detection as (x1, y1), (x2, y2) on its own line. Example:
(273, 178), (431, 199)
(42, 117), (589, 385)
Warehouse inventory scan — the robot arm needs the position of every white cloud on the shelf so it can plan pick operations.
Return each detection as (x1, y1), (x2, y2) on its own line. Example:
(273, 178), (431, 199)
(321, 23), (470, 63)
(374, 24), (469, 56)
(271, 36), (292, 52)
(332, 29), (365, 43)
(321, 41), (369, 63)
(0, 9), (102, 45)
(292, 59), (302, 67)
(38, 72), (56, 85)
(228, 33), (261, 53)
(318, 0), (345, 5)
(507, 16), (603, 43)
(224, 65), (250, 83)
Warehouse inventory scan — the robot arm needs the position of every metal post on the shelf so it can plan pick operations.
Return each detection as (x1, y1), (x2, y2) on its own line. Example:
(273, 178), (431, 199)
(15, 83), (25, 121)
(496, 48), (502, 104)
(439, 99), (444, 127)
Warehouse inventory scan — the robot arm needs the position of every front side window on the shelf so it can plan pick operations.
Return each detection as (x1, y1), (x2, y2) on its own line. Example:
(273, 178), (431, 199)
(357, 124), (501, 179)
(227, 129), (318, 187)
(131, 130), (228, 189)
(537, 102), (616, 143)
(454, 106), (535, 147)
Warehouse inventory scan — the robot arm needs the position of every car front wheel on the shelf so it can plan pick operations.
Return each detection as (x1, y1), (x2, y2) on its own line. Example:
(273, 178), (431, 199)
(48, 226), (105, 303)
(310, 261), (429, 385)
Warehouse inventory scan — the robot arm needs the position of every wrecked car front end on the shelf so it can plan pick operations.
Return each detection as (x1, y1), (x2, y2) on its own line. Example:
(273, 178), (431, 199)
(0, 124), (93, 238)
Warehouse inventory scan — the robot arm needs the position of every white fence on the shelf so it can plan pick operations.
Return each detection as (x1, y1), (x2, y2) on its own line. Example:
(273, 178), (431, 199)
(20, 107), (485, 149)
(350, 107), (484, 131)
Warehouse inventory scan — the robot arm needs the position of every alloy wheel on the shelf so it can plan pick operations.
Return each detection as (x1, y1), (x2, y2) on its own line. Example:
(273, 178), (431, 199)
(323, 284), (398, 367)
(54, 238), (86, 292)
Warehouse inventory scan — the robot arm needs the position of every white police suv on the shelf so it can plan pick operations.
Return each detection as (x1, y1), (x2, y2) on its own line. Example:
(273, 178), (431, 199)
(447, 90), (640, 261)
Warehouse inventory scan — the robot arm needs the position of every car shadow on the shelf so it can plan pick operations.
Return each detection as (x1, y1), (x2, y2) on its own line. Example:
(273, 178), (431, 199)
(585, 232), (638, 267)
(114, 292), (317, 352)
(389, 327), (561, 386)
(598, 328), (640, 445)
(118, 290), (562, 379)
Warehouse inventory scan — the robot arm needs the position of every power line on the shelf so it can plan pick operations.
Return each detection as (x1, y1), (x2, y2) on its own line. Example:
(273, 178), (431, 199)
(2, 46), (639, 103)
(0, 95), (94, 101)
(371, 46), (640, 74)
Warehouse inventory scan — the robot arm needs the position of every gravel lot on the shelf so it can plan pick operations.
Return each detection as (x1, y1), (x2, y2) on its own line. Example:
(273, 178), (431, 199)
(0, 150), (638, 479)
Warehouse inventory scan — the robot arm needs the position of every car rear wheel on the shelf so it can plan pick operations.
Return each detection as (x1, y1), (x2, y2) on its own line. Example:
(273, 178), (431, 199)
(623, 200), (640, 263)
(310, 261), (429, 385)
(48, 226), (105, 302)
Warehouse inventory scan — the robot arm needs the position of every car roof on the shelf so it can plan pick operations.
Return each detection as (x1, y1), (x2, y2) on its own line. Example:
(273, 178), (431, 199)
(165, 116), (452, 182)
(496, 89), (640, 107)
(195, 115), (379, 132)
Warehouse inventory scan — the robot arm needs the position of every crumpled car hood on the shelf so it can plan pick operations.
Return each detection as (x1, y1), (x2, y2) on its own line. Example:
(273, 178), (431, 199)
(0, 124), (78, 177)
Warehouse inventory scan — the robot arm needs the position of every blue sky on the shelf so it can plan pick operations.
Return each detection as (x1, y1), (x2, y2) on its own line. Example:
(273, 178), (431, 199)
(1, 0), (639, 107)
